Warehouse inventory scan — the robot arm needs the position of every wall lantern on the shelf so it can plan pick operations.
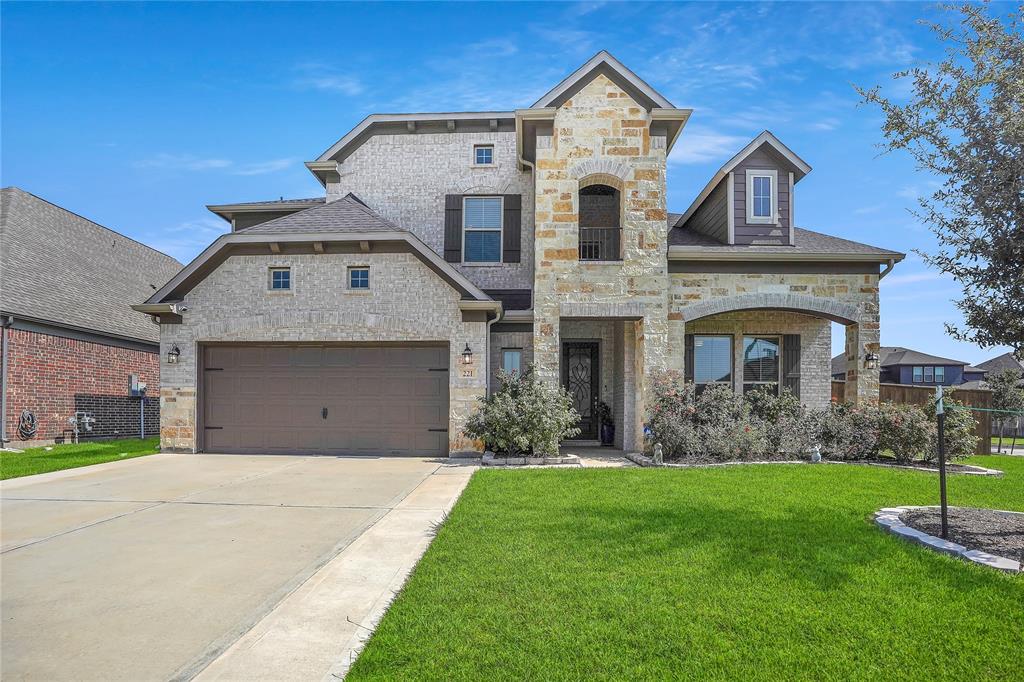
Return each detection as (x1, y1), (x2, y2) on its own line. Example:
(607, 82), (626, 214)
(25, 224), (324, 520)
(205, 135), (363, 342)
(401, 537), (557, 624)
(864, 352), (880, 370)
(461, 343), (474, 365)
(167, 344), (181, 365)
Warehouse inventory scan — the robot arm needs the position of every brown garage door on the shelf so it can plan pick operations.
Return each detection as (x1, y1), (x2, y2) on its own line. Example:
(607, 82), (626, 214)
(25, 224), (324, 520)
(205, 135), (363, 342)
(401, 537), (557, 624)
(201, 344), (449, 456)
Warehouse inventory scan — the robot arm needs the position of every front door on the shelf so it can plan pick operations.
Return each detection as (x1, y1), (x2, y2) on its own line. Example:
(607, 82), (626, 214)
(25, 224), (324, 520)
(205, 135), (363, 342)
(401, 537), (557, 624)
(561, 342), (599, 440)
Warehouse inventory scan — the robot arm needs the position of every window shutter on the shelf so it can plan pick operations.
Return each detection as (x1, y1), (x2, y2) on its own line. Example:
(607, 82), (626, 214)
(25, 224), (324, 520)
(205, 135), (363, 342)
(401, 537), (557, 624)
(444, 195), (463, 263)
(502, 194), (521, 263)
(684, 334), (695, 382)
(783, 334), (801, 398)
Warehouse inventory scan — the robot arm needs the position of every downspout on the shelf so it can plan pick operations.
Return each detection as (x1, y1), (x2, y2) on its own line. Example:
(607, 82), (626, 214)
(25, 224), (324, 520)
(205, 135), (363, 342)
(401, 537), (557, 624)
(486, 312), (501, 397)
(879, 258), (896, 280)
(1, 315), (11, 444)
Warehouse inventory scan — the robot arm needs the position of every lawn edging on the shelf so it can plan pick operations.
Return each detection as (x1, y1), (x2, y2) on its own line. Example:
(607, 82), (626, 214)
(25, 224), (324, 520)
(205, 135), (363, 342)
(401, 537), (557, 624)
(626, 452), (1003, 476)
(874, 506), (1022, 573)
(481, 452), (581, 467)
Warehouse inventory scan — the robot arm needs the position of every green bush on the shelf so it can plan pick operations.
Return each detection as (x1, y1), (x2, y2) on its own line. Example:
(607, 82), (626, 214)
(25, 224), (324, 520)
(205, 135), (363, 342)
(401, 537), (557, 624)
(877, 402), (934, 463)
(923, 393), (979, 461)
(815, 402), (880, 461)
(464, 368), (580, 457)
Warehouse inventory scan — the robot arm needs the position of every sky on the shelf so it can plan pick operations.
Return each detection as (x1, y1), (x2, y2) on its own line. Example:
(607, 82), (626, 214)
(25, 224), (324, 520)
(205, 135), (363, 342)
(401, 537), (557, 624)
(1, 1), (1013, 365)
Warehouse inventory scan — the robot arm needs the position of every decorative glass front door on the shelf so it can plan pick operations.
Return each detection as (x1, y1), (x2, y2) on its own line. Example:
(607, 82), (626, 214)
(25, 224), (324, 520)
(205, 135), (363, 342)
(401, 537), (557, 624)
(561, 342), (599, 440)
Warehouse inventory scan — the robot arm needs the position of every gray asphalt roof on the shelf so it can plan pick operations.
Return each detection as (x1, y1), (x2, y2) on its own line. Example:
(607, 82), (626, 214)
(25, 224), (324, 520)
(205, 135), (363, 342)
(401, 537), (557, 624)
(210, 197), (326, 207)
(831, 346), (974, 375)
(238, 194), (399, 234)
(0, 187), (182, 343)
(669, 225), (903, 257)
(976, 352), (1024, 375)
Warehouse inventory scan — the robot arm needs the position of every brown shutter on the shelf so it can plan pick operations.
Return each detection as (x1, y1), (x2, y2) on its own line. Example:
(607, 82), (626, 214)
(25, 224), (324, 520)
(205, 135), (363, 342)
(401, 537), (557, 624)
(783, 334), (801, 398)
(684, 334), (694, 382)
(444, 195), (463, 262)
(502, 194), (521, 263)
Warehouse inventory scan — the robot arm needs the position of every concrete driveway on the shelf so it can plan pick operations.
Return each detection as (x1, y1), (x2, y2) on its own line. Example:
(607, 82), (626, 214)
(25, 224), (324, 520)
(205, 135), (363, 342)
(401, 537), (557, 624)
(1, 453), (473, 681)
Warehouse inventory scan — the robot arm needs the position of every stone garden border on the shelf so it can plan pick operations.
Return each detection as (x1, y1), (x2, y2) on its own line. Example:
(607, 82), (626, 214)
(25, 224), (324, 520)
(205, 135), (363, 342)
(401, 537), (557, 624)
(626, 452), (1003, 476)
(874, 506), (1022, 573)
(481, 452), (581, 467)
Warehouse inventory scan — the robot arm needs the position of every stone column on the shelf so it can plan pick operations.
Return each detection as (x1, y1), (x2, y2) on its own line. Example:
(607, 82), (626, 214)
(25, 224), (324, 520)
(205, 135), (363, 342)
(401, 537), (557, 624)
(845, 321), (880, 405)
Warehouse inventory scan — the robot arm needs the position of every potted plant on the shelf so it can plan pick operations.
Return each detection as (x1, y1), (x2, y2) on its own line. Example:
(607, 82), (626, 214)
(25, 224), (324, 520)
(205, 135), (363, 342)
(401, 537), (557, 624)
(597, 401), (615, 446)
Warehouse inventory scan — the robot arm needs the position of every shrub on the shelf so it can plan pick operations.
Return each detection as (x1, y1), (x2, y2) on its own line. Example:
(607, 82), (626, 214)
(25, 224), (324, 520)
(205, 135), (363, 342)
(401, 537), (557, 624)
(923, 393), (979, 461)
(463, 368), (580, 457)
(876, 402), (934, 463)
(817, 401), (880, 460)
(744, 386), (819, 456)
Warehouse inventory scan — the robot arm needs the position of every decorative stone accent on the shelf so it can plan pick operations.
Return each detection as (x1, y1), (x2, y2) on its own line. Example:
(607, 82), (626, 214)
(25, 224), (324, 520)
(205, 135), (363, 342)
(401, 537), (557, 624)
(874, 506), (1022, 573)
(481, 452), (581, 467)
(679, 292), (860, 324)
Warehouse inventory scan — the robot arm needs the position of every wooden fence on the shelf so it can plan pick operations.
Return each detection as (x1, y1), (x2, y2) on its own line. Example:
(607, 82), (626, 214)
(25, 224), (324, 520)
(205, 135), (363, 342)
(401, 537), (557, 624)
(831, 381), (992, 455)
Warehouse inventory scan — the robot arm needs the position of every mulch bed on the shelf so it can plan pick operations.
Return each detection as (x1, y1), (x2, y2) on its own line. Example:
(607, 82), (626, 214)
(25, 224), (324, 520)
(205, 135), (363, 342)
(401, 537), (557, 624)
(901, 507), (1024, 563)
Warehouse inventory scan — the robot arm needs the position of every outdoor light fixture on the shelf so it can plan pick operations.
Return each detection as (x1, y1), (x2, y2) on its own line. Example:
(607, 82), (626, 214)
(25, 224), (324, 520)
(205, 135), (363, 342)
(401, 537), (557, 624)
(167, 344), (181, 364)
(864, 352), (880, 370)
(461, 343), (474, 365)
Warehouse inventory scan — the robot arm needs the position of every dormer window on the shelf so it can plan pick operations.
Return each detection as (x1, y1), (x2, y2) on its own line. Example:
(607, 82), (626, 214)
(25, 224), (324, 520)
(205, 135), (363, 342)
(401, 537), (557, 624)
(747, 170), (778, 224)
(474, 145), (494, 165)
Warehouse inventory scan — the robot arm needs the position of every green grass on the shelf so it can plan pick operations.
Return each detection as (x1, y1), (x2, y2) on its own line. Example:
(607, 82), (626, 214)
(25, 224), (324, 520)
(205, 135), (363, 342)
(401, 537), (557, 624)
(1, 437), (159, 480)
(349, 456), (1023, 681)
(991, 436), (1024, 448)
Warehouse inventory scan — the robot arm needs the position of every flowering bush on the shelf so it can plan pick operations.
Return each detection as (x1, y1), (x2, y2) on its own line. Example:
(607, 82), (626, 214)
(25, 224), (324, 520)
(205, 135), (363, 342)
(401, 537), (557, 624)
(877, 402), (934, 463)
(817, 402), (880, 460)
(464, 368), (579, 456)
(745, 386), (820, 456)
(923, 393), (979, 462)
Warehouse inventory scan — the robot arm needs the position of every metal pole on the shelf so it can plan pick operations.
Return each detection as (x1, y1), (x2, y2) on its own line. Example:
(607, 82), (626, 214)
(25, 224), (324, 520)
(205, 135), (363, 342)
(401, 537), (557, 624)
(936, 386), (948, 539)
(140, 396), (145, 440)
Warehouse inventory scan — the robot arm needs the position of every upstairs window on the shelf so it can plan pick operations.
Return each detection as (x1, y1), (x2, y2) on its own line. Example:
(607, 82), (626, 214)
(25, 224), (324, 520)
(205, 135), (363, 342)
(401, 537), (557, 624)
(746, 170), (777, 224)
(269, 267), (291, 290)
(935, 366), (945, 383)
(924, 366), (934, 382)
(348, 267), (369, 289)
(578, 183), (621, 261)
(474, 145), (494, 165)
(913, 366), (924, 382)
(463, 197), (502, 263)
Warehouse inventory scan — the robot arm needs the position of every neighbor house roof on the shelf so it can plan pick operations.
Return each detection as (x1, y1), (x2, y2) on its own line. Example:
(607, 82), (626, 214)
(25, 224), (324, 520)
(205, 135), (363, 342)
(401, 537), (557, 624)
(0, 187), (181, 344)
(669, 225), (904, 260)
(976, 352), (1024, 375)
(830, 346), (974, 376)
(675, 131), (812, 228)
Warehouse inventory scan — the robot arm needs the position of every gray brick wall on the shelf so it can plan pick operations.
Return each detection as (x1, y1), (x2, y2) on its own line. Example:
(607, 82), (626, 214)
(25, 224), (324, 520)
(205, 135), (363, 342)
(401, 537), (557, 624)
(326, 131), (534, 290)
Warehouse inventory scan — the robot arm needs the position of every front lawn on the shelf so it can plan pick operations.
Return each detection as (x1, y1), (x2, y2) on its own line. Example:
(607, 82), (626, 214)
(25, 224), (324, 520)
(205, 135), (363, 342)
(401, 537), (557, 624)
(349, 456), (1023, 680)
(991, 436), (1024, 448)
(0, 437), (160, 480)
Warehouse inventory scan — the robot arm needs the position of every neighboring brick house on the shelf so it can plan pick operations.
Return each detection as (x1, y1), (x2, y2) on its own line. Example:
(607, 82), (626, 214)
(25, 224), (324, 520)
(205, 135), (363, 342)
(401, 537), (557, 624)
(1, 188), (182, 446)
(830, 347), (989, 387)
(137, 52), (904, 457)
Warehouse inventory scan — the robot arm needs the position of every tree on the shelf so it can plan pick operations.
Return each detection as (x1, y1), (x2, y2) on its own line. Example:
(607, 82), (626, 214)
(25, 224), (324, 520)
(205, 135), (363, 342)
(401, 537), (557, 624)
(857, 2), (1024, 352)
(988, 368), (1024, 451)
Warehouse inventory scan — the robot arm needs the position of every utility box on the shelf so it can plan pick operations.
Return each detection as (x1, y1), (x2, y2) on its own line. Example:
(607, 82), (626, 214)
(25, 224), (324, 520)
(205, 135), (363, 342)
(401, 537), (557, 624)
(129, 374), (147, 397)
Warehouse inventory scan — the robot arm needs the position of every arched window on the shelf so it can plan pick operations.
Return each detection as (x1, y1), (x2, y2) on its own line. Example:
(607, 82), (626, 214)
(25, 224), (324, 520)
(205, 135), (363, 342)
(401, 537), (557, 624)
(578, 181), (622, 261)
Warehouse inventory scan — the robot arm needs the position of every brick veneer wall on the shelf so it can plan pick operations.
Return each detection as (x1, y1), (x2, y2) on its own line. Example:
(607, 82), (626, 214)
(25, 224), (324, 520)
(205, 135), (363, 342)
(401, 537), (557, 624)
(2, 328), (159, 445)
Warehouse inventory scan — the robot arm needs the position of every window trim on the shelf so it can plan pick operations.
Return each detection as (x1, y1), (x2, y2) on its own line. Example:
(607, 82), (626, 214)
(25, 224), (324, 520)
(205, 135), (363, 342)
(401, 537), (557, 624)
(347, 266), (370, 290)
(473, 144), (494, 166)
(924, 366), (934, 383)
(692, 334), (734, 387)
(745, 169), (778, 225)
(462, 195), (503, 264)
(268, 266), (291, 291)
(742, 334), (782, 394)
(501, 347), (523, 375)
(913, 366), (924, 383)
(935, 366), (945, 383)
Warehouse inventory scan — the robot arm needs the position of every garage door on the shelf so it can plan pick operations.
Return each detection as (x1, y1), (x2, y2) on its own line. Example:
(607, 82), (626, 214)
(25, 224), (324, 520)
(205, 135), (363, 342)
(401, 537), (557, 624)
(201, 344), (449, 456)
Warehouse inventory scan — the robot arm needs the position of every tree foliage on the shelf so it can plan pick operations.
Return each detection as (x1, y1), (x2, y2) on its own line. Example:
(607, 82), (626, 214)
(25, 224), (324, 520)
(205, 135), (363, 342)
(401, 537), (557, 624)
(857, 2), (1024, 352)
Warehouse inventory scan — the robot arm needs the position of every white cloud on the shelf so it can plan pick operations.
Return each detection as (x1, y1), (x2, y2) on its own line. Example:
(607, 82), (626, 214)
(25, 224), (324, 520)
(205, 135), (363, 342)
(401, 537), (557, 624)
(668, 126), (746, 165)
(133, 154), (232, 171)
(809, 117), (841, 131)
(852, 204), (885, 215)
(292, 63), (364, 95)
(881, 271), (946, 287)
(143, 217), (229, 263)
(231, 158), (294, 176)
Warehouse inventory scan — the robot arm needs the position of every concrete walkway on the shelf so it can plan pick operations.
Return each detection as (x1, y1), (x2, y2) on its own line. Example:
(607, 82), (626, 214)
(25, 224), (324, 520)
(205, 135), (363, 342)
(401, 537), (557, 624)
(1, 453), (474, 681)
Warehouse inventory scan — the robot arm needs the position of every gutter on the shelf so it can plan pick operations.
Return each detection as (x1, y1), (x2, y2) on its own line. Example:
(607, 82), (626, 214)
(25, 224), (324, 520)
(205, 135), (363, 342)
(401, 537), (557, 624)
(667, 246), (906, 263)
(879, 258), (897, 280)
(1, 315), (10, 444)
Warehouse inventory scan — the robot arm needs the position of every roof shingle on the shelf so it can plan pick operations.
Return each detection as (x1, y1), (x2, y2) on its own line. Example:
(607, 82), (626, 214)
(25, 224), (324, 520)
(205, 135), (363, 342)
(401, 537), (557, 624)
(238, 194), (399, 234)
(669, 225), (902, 257)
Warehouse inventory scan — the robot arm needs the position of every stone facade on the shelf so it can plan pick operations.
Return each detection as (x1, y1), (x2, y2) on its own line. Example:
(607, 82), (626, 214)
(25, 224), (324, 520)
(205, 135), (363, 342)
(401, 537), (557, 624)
(532, 74), (674, 449)
(326, 131), (534, 290)
(158, 251), (487, 453)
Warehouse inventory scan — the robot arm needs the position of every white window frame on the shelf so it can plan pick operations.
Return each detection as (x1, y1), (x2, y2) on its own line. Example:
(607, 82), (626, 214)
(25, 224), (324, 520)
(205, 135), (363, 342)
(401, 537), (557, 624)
(924, 366), (934, 383)
(913, 366), (924, 383)
(746, 169), (778, 225)
(501, 348), (523, 375)
(462, 195), (503, 264)
(935, 366), (945, 383)
(473, 144), (494, 166)
(742, 335), (782, 395)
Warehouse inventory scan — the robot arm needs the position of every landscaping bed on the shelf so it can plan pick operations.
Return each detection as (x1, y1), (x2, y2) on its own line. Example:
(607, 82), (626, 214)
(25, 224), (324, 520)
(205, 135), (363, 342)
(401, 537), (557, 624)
(347, 456), (1023, 680)
(902, 507), (1024, 563)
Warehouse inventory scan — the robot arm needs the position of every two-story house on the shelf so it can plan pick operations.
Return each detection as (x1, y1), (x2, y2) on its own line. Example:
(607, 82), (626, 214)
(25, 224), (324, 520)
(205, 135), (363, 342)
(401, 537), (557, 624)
(830, 347), (988, 387)
(135, 52), (904, 457)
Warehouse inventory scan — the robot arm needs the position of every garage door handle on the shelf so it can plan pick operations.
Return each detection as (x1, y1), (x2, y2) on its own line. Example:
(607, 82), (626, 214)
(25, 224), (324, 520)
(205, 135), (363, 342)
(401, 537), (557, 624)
(428, 428), (448, 432)
(322, 407), (328, 419)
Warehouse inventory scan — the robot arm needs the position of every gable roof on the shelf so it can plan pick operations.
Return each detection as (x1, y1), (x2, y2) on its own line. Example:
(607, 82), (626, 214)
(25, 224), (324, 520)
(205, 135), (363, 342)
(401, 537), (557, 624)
(830, 346), (974, 376)
(0, 187), (182, 344)
(140, 195), (494, 308)
(675, 131), (812, 228)
(977, 352), (1024, 375)
(531, 50), (674, 110)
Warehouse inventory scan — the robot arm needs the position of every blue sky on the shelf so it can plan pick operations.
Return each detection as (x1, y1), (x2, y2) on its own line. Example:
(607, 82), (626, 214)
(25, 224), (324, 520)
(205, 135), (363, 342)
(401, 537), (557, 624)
(1, 1), (1012, 364)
